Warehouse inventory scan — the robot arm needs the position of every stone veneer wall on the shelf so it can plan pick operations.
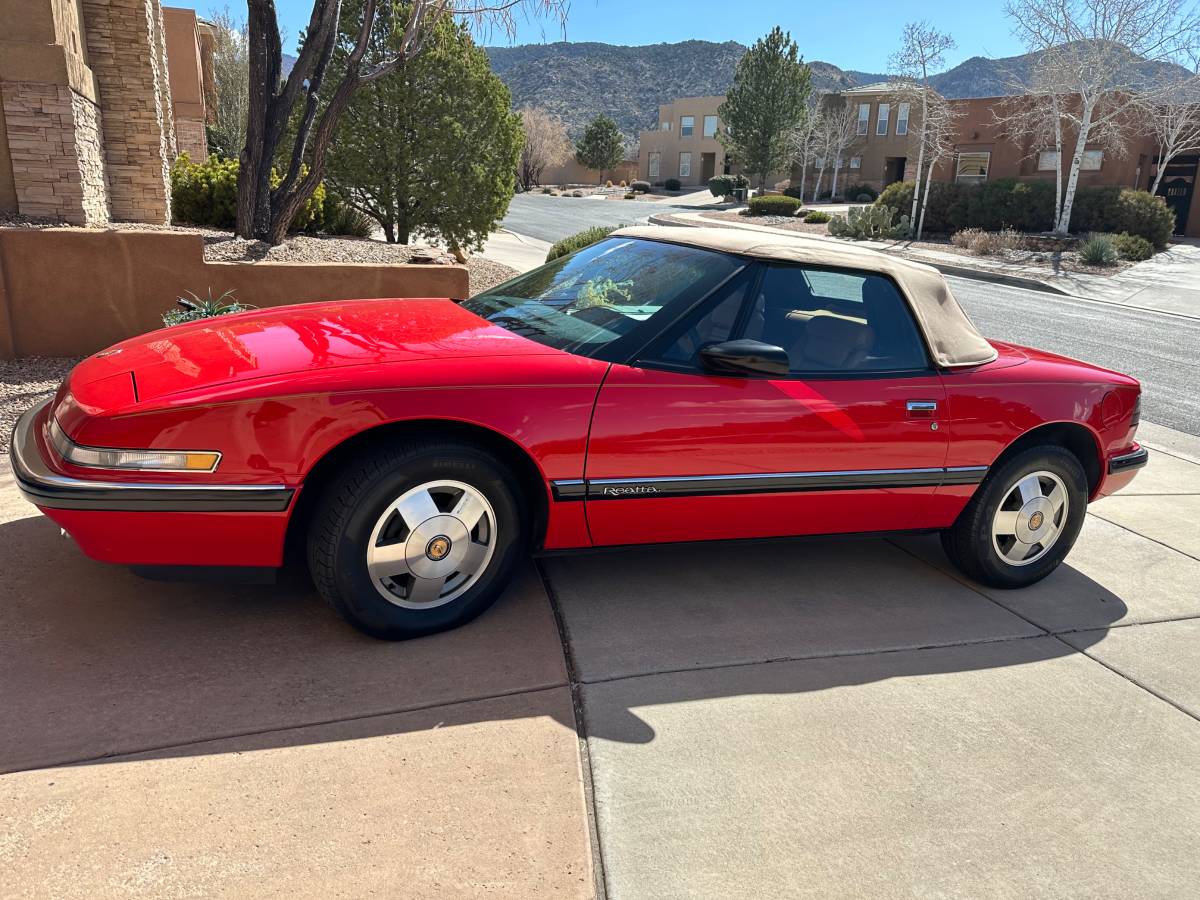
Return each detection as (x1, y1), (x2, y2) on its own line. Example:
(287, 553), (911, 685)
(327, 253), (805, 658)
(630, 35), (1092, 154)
(80, 0), (173, 224)
(174, 118), (207, 161)
(0, 82), (110, 225)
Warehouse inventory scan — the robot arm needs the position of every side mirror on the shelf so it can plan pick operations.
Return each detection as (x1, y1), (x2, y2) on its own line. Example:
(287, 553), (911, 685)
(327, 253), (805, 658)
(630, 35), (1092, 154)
(699, 339), (790, 377)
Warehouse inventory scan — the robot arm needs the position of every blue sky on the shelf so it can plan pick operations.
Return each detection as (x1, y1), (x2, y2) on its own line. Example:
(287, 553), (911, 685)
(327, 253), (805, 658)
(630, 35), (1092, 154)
(170, 0), (1026, 71)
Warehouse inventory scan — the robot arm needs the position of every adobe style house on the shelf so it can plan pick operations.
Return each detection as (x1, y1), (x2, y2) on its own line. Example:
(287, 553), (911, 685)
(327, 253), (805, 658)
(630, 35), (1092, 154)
(640, 85), (1200, 237)
(0, 0), (215, 227)
(637, 95), (793, 188)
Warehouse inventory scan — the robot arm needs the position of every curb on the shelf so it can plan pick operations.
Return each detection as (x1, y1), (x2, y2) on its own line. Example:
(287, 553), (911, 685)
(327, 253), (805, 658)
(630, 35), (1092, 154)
(646, 213), (1070, 295)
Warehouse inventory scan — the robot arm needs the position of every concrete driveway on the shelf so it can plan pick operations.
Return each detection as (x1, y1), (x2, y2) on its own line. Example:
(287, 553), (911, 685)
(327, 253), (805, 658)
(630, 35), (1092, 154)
(3, 423), (1200, 898)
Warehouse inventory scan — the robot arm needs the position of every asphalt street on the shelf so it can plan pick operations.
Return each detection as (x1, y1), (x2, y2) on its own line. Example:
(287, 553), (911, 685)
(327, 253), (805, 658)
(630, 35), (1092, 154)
(951, 278), (1200, 436)
(500, 191), (682, 242)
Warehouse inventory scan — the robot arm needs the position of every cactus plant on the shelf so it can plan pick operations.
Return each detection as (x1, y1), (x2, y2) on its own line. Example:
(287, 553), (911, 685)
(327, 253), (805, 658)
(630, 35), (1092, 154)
(828, 205), (911, 240)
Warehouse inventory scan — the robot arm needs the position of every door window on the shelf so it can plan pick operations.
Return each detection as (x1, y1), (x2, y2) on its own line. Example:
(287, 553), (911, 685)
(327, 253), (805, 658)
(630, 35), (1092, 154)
(679, 152), (692, 177)
(642, 274), (753, 368)
(742, 265), (929, 374)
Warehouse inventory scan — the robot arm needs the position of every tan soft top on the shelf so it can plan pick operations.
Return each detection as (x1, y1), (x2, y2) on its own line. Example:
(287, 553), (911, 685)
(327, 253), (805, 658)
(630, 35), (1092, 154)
(612, 225), (997, 368)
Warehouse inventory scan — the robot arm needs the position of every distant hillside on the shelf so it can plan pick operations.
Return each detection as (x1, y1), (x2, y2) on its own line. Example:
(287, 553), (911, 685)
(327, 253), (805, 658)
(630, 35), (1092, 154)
(484, 40), (1193, 142)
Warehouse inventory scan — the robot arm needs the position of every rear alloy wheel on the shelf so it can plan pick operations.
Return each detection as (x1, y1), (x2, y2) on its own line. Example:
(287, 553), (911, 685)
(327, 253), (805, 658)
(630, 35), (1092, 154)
(941, 445), (1088, 588)
(308, 441), (526, 640)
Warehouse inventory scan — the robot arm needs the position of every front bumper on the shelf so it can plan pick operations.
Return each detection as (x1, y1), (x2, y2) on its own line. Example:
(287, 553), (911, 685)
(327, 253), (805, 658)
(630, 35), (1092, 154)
(11, 399), (294, 513)
(11, 400), (296, 567)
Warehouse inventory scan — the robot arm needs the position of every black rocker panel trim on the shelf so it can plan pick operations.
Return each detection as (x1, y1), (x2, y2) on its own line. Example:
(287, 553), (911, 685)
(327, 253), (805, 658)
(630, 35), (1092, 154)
(551, 466), (988, 501)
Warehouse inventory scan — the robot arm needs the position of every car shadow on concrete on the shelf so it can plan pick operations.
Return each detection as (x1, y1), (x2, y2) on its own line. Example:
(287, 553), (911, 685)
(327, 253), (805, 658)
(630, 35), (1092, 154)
(0, 512), (1127, 773)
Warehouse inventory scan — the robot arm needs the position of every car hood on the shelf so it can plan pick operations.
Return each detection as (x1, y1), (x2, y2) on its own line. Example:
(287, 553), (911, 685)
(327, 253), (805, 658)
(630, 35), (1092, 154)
(68, 298), (555, 406)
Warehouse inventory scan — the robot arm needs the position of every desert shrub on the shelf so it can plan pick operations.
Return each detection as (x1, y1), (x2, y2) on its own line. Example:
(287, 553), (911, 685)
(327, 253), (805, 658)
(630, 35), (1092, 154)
(605, 180), (613, 188)
(748, 194), (803, 216)
(1115, 190), (1174, 249)
(804, 210), (832, 223)
(624, 191), (637, 199)
(876, 181), (914, 217)
(1111, 231), (1154, 261)
(1078, 233), (1118, 266)
(620, 180), (627, 188)
(170, 154), (239, 228)
(170, 153), (324, 232)
(320, 194), (375, 238)
(840, 183), (878, 202)
(782, 184), (806, 200)
(967, 179), (1055, 232)
(571, 189), (584, 197)
(950, 227), (982, 249)
(828, 205), (910, 239)
(1069, 186), (1122, 235)
(162, 288), (255, 327)
(541, 186), (553, 194)
(709, 175), (736, 198)
(630, 180), (651, 194)
(951, 226), (1026, 255)
(545, 225), (618, 262)
(665, 177), (682, 191)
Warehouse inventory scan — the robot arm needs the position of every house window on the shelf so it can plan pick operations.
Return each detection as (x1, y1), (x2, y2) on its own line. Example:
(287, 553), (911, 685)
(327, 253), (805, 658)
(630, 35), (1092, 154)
(876, 103), (890, 136)
(1038, 150), (1059, 170)
(896, 103), (910, 136)
(814, 156), (826, 169)
(660, 121), (671, 132)
(679, 152), (692, 178)
(703, 115), (718, 138)
(956, 151), (991, 183)
(850, 156), (862, 169)
(1081, 149), (1104, 170)
(648, 152), (661, 179)
(857, 103), (870, 136)
(680, 116), (694, 137)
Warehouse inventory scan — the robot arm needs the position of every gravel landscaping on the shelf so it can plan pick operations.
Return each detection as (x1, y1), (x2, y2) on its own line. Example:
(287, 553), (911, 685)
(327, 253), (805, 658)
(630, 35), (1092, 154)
(0, 357), (77, 454)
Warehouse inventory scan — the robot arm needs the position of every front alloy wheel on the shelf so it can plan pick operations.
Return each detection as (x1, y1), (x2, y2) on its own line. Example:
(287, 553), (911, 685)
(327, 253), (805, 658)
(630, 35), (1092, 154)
(366, 480), (498, 609)
(308, 440), (526, 640)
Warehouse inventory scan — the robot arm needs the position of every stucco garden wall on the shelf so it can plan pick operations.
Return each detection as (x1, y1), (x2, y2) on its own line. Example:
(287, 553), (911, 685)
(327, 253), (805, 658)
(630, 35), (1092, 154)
(0, 229), (469, 359)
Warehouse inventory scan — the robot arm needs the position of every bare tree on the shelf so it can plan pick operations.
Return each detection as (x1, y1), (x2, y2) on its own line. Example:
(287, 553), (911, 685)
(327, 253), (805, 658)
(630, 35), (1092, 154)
(238, 0), (566, 245)
(914, 90), (960, 238)
(517, 106), (571, 191)
(822, 98), (860, 200)
(1006, 0), (1200, 234)
(207, 6), (250, 159)
(889, 22), (956, 225)
(1137, 68), (1200, 193)
(788, 98), (821, 201)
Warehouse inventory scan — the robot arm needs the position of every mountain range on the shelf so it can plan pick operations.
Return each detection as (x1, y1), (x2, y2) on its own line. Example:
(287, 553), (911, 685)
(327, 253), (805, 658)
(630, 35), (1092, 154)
(484, 40), (1191, 141)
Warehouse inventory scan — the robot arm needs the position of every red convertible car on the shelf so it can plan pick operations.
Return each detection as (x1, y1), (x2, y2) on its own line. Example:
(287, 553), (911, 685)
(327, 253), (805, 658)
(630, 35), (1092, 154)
(13, 227), (1146, 639)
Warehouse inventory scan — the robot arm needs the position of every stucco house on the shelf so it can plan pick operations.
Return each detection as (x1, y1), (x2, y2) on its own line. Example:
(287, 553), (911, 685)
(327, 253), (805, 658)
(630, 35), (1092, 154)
(639, 85), (1200, 237)
(0, 0), (215, 227)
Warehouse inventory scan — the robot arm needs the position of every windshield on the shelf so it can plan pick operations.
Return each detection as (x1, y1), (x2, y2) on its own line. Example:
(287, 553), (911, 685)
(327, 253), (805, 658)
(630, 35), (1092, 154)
(462, 238), (741, 357)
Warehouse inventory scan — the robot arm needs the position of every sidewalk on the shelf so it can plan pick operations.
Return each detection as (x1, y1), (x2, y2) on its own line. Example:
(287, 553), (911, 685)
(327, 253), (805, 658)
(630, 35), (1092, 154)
(3, 424), (1199, 896)
(653, 210), (1200, 318)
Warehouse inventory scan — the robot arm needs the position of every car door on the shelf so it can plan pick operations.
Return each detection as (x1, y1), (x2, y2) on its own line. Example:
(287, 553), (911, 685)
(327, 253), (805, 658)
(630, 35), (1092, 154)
(582, 262), (950, 547)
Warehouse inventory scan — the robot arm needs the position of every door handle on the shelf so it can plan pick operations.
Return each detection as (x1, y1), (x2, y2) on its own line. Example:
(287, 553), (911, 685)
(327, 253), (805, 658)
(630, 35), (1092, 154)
(906, 400), (938, 418)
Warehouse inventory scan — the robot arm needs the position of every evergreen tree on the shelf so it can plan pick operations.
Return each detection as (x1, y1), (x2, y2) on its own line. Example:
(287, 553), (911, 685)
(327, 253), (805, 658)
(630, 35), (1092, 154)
(322, 2), (523, 254)
(718, 27), (812, 190)
(574, 114), (624, 182)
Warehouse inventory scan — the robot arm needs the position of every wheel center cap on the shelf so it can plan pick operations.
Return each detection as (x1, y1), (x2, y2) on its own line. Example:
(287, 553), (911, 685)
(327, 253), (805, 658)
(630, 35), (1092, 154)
(1028, 511), (1045, 531)
(425, 535), (452, 561)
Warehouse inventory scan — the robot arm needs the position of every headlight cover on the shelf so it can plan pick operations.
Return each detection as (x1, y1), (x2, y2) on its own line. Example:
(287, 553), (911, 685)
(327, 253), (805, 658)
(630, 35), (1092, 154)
(49, 417), (220, 473)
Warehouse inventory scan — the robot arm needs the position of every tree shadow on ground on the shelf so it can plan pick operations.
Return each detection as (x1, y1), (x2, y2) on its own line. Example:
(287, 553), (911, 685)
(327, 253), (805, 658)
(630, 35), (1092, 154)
(0, 511), (1127, 773)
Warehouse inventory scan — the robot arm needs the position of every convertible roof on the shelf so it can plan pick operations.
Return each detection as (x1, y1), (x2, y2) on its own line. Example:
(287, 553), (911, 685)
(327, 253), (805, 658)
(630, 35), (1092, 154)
(612, 226), (998, 368)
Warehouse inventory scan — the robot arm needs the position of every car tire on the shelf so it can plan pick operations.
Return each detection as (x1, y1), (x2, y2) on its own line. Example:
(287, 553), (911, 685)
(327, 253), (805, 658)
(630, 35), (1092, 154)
(940, 444), (1088, 589)
(307, 439), (527, 640)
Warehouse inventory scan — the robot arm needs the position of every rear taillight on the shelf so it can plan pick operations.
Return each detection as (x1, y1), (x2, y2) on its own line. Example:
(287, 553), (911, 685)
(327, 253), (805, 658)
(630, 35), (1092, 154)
(1131, 394), (1141, 430)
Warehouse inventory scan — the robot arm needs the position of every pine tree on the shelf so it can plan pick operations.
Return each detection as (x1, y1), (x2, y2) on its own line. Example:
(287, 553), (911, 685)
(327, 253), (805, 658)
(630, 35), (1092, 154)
(574, 115), (625, 183)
